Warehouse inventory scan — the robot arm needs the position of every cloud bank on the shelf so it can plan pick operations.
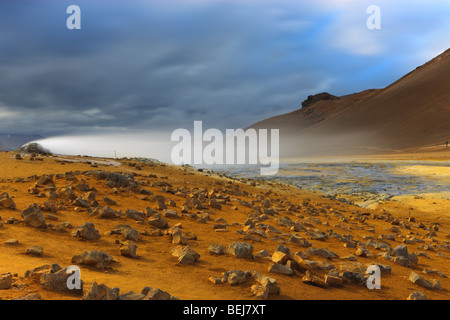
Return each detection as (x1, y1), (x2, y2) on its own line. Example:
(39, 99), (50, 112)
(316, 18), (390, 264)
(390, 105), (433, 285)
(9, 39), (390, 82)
(0, 0), (448, 159)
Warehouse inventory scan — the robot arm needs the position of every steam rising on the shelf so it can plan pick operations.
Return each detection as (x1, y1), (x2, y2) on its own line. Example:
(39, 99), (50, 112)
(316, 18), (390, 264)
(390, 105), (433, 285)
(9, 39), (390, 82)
(33, 131), (175, 163)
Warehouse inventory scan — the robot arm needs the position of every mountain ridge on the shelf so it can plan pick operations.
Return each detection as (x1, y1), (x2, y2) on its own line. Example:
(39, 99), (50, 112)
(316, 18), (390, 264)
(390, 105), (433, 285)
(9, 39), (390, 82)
(249, 49), (450, 157)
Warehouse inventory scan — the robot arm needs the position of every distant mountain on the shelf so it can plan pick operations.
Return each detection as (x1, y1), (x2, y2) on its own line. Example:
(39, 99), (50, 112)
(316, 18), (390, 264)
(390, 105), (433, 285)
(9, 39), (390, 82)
(249, 49), (450, 157)
(0, 134), (44, 151)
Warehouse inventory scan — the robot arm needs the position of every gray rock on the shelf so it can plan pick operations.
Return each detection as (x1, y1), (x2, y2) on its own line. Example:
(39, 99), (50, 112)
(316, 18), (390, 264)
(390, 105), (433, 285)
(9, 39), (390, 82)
(148, 214), (169, 229)
(355, 245), (372, 257)
(21, 204), (47, 228)
(99, 206), (120, 219)
(71, 250), (115, 269)
(254, 249), (272, 260)
(252, 271), (280, 295)
(302, 270), (328, 288)
(83, 282), (119, 300)
(324, 274), (344, 287)
(221, 270), (252, 285)
(407, 291), (428, 300)
(71, 197), (91, 208)
(119, 291), (145, 300)
(0, 193), (16, 210)
(0, 273), (12, 290)
(392, 244), (409, 259)
(423, 269), (447, 278)
(171, 245), (200, 264)
(4, 239), (19, 245)
(268, 263), (294, 276)
(11, 293), (42, 300)
(227, 242), (254, 259)
(430, 279), (442, 290)
(72, 222), (101, 241)
(304, 247), (339, 260)
(40, 267), (84, 295)
(163, 209), (179, 218)
(275, 245), (291, 256)
(26, 245), (44, 256)
(103, 197), (117, 205)
(208, 243), (225, 255)
(106, 172), (139, 191)
(142, 287), (172, 300)
(409, 272), (431, 289)
(272, 251), (290, 265)
(119, 240), (138, 258)
(125, 209), (146, 221)
(251, 284), (269, 299)
(123, 228), (139, 242)
(24, 264), (62, 282)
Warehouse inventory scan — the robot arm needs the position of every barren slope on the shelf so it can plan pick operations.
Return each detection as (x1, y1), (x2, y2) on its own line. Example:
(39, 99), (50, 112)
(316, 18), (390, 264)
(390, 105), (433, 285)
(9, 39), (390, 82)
(251, 49), (450, 157)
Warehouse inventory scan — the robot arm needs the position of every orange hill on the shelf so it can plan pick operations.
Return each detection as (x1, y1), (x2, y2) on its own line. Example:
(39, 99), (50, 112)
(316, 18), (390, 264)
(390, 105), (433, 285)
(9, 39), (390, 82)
(250, 49), (450, 157)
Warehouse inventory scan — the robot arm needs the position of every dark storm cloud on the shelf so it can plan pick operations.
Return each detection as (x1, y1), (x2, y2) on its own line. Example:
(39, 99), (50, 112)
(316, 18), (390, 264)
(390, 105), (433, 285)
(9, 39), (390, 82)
(0, 0), (449, 136)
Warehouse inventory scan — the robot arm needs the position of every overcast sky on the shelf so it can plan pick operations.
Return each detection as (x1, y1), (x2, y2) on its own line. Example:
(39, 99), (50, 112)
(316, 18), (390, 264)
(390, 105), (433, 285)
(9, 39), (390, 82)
(0, 0), (449, 155)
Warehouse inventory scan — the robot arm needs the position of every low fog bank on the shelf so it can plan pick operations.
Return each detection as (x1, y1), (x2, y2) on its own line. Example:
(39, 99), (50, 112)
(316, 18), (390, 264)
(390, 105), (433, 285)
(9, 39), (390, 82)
(32, 131), (176, 164)
(276, 129), (395, 160)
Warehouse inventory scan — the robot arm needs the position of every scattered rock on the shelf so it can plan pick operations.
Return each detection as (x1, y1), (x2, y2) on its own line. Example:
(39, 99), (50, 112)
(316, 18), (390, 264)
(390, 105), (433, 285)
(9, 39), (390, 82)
(252, 271), (281, 296)
(71, 250), (115, 269)
(302, 270), (328, 288)
(0, 193), (16, 210)
(407, 291), (428, 300)
(171, 245), (200, 264)
(142, 287), (175, 300)
(4, 239), (19, 245)
(21, 204), (47, 228)
(227, 242), (254, 259)
(11, 293), (42, 300)
(119, 240), (138, 258)
(26, 245), (44, 256)
(83, 282), (119, 300)
(221, 270), (252, 285)
(324, 274), (344, 287)
(148, 214), (169, 229)
(268, 263), (294, 276)
(409, 272), (431, 289)
(40, 267), (84, 295)
(0, 273), (12, 290)
(208, 243), (225, 255)
(72, 222), (101, 241)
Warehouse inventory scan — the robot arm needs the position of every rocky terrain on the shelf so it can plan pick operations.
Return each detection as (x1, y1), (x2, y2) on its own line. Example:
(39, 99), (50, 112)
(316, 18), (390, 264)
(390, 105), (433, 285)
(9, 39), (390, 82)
(0, 151), (449, 300)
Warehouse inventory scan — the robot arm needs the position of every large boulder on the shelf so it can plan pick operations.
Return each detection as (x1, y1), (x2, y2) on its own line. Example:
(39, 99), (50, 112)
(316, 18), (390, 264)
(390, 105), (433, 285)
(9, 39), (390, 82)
(148, 214), (169, 229)
(19, 142), (51, 155)
(72, 222), (101, 241)
(21, 204), (47, 228)
(0, 193), (16, 210)
(119, 240), (138, 258)
(171, 246), (200, 264)
(71, 250), (115, 269)
(106, 172), (139, 192)
(24, 264), (62, 283)
(0, 273), (12, 290)
(110, 224), (139, 242)
(40, 267), (84, 296)
(227, 242), (254, 259)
